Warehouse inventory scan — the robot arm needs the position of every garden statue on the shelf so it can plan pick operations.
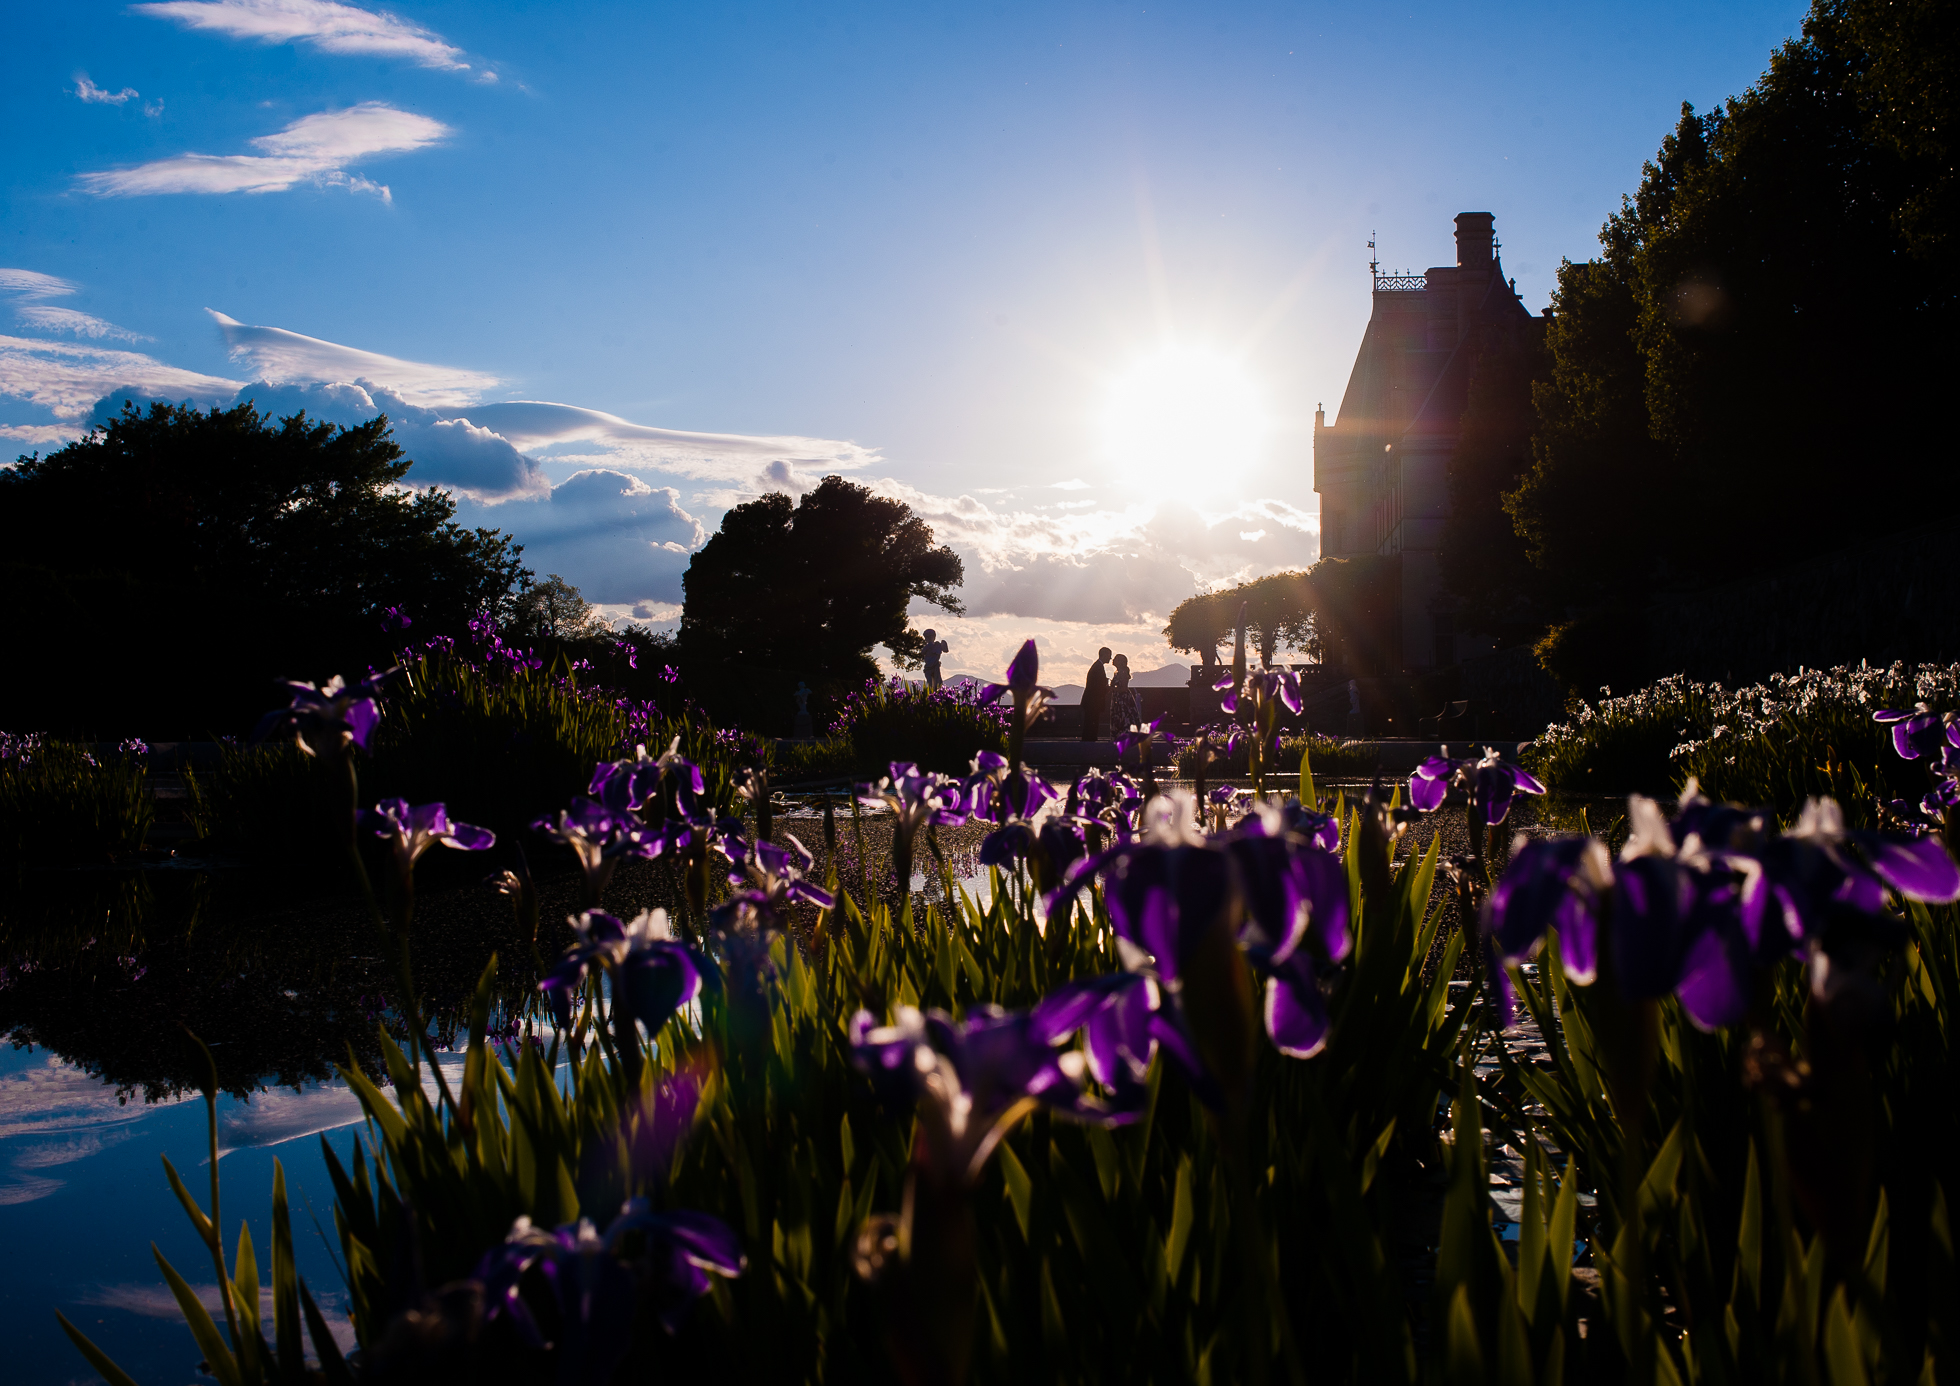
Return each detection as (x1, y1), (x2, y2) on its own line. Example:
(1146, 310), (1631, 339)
(1346, 677), (1363, 738)
(793, 681), (814, 738)
(921, 628), (949, 690)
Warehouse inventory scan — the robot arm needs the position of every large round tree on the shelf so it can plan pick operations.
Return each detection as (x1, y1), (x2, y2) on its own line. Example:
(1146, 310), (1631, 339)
(679, 476), (964, 689)
(0, 400), (530, 736)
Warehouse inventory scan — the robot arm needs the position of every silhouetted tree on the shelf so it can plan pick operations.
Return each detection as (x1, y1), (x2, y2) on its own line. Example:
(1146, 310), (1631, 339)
(678, 476), (964, 692)
(1163, 591), (1235, 670)
(513, 574), (611, 642)
(1238, 572), (1316, 667)
(1507, 0), (1957, 612)
(0, 400), (530, 736)
(1164, 574), (1316, 671)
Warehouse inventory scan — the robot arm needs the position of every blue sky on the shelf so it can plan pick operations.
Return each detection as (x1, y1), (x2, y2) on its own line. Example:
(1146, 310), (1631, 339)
(2, 0), (1808, 679)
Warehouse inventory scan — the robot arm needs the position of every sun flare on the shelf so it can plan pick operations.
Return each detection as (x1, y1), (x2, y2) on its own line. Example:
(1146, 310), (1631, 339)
(1099, 345), (1269, 499)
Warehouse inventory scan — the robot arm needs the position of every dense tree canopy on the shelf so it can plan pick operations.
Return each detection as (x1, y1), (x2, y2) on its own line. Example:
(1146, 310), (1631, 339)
(0, 400), (530, 735)
(1502, 0), (1957, 611)
(678, 475), (964, 691)
(1163, 572), (1316, 669)
(513, 574), (613, 642)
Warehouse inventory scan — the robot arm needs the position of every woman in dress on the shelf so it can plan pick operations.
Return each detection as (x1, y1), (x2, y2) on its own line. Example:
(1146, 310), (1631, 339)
(1110, 653), (1137, 733)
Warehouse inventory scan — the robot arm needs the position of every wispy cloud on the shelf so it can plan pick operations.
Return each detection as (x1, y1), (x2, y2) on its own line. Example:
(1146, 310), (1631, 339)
(0, 423), (83, 445)
(212, 312), (500, 406)
(134, 0), (474, 72)
(74, 74), (138, 105)
(0, 268), (147, 342)
(77, 102), (448, 200)
(458, 401), (883, 483)
(0, 335), (240, 421)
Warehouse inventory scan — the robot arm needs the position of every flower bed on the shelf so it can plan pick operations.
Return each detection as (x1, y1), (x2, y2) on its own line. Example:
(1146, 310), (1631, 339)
(53, 645), (1960, 1384)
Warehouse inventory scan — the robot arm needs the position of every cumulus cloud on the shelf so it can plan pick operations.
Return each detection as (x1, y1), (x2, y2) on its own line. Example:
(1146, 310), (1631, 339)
(227, 378), (547, 498)
(454, 470), (707, 605)
(0, 335), (241, 422)
(0, 268), (146, 342)
(211, 311), (499, 405)
(77, 102), (448, 200)
(134, 0), (473, 72)
(74, 74), (138, 105)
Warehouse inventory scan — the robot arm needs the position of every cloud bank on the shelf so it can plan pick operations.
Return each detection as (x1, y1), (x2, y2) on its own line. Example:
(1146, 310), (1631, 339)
(454, 470), (707, 605)
(219, 378), (547, 496)
(77, 103), (448, 200)
(134, 0), (473, 72)
(0, 307), (1319, 657)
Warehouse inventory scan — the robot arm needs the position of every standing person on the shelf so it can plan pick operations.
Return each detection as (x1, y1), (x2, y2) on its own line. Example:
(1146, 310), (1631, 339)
(921, 629), (949, 691)
(1082, 647), (1111, 742)
(1110, 653), (1135, 733)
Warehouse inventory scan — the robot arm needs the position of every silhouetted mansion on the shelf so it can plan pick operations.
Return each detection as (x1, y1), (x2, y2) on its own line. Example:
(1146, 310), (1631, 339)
(1313, 212), (1539, 669)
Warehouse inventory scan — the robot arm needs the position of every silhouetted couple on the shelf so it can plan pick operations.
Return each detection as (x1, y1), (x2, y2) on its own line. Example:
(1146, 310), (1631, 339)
(1081, 648), (1135, 741)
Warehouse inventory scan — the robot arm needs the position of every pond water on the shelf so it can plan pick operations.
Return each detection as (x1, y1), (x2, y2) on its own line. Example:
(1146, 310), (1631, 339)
(0, 785), (1617, 1383)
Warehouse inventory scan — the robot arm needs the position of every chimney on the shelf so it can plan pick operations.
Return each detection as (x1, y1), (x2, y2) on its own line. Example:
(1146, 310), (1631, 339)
(1454, 212), (1495, 269)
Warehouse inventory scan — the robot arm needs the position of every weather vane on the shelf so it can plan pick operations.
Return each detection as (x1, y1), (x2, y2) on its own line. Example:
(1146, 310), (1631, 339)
(1368, 232), (1379, 285)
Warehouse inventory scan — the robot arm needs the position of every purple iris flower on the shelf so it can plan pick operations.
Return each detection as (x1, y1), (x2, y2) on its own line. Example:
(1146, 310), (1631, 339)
(1486, 784), (1960, 1032)
(1409, 747), (1547, 827)
(1485, 836), (1613, 986)
(532, 798), (677, 901)
(660, 665), (680, 684)
(1066, 767), (1145, 839)
(1050, 790), (1351, 1092)
(1922, 776), (1960, 825)
(977, 822), (1033, 868)
(254, 669), (397, 757)
(476, 1200), (743, 1372)
(1029, 972), (1163, 1101)
(380, 606), (412, 633)
(1218, 668), (1302, 718)
(361, 799), (495, 874)
(981, 639), (1043, 703)
(721, 832), (837, 924)
(1874, 705), (1960, 760)
(849, 1002), (1140, 1185)
(1761, 796), (1960, 936)
(861, 763), (968, 835)
(588, 737), (697, 814)
(1219, 803), (1353, 1057)
(614, 640), (638, 670)
(959, 750), (1012, 819)
(1276, 800), (1342, 854)
(538, 908), (706, 1036)
(1114, 717), (1175, 762)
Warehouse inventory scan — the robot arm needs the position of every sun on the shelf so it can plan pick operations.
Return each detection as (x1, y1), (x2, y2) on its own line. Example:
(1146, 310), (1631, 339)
(1098, 345), (1270, 499)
